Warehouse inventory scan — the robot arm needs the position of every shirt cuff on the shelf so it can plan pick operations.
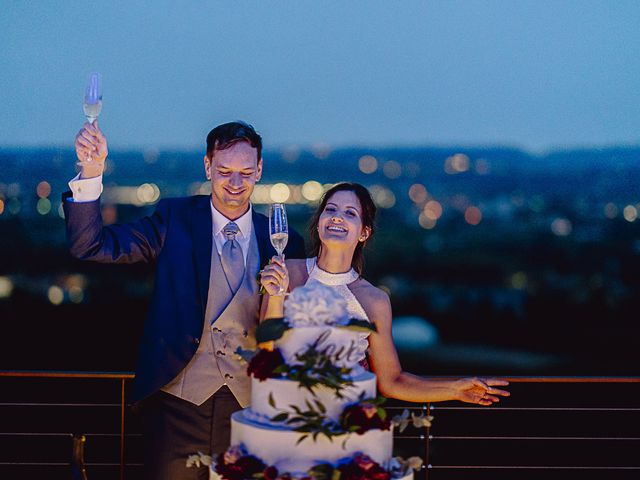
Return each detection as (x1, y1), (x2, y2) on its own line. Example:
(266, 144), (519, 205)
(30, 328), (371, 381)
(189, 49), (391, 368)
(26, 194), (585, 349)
(68, 173), (103, 202)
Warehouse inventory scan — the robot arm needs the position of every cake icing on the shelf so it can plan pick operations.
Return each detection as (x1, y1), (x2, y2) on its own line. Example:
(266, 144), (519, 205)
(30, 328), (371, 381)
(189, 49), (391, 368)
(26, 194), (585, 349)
(192, 279), (422, 480)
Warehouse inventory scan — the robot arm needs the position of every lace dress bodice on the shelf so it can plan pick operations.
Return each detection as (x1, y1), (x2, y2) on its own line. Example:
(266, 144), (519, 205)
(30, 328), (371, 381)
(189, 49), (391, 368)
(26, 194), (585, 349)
(304, 257), (371, 369)
(304, 257), (369, 321)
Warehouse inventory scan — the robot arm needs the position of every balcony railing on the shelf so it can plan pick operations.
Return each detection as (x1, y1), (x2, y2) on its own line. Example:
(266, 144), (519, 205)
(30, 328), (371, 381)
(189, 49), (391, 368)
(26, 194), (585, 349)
(1, 372), (639, 480)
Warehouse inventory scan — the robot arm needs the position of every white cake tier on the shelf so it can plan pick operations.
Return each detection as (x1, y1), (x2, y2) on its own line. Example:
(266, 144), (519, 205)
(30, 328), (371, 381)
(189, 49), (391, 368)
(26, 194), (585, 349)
(250, 371), (377, 422)
(230, 410), (393, 474)
(277, 326), (369, 370)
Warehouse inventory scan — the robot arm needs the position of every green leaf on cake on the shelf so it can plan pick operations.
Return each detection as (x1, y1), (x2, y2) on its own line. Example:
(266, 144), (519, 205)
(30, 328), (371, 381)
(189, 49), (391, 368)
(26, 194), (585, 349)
(268, 393), (276, 408)
(296, 434), (309, 445)
(271, 413), (289, 422)
(255, 317), (290, 343)
(339, 318), (377, 333)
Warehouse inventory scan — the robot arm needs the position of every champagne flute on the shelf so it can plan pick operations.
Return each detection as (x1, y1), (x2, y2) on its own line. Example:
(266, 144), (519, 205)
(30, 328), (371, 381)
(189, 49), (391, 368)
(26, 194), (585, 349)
(269, 203), (289, 295)
(83, 72), (102, 124)
(78, 73), (103, 167)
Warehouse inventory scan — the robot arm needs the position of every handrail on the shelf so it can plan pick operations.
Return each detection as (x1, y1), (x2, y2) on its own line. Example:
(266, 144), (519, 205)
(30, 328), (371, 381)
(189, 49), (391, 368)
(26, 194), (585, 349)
(0, 370), (135, 480)
(2, 372), (640, 479)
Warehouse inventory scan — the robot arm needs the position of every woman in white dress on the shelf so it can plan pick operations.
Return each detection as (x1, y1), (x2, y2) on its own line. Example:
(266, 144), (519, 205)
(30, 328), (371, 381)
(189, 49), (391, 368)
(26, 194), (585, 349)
(259, 182), (509, 406)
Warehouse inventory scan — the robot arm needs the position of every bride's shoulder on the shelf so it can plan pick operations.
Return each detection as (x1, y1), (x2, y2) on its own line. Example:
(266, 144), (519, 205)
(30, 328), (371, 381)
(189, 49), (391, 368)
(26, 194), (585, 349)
(351, 278), (391, 311)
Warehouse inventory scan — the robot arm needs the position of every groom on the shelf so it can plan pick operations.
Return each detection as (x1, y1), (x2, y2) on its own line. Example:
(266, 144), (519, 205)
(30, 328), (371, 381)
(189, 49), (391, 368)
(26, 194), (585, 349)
(64, 120), (305, 479)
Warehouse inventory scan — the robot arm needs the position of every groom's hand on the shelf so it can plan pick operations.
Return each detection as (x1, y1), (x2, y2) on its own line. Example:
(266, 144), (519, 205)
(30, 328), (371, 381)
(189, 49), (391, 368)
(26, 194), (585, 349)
(75, 120), (108, 179)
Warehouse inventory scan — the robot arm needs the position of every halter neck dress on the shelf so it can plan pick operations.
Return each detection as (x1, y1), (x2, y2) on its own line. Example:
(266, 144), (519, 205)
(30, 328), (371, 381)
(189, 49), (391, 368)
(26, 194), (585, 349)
(304, 257), (371, 369)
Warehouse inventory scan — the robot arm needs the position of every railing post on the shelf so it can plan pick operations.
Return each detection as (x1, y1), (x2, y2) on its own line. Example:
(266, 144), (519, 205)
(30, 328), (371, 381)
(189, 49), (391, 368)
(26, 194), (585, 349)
(424, 403), (431, 480)
(120, 378), (126, 480)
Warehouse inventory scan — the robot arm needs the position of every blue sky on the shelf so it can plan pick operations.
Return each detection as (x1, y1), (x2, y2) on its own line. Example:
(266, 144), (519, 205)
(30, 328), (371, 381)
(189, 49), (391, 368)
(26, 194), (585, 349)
(1, 1), (639, 152)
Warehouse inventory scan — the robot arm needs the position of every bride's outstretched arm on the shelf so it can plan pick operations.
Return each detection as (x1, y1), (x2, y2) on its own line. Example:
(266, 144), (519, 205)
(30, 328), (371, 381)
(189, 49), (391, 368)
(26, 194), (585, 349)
(364, 289), (509, 405)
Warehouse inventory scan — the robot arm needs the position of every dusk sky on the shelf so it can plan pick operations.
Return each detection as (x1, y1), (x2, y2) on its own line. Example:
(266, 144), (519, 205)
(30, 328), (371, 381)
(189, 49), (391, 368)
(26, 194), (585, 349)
(2, 1), (639, 153)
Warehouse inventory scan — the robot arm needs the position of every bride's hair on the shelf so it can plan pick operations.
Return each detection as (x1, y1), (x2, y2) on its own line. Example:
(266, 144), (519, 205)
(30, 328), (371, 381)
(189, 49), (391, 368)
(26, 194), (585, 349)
(308, 182), (377, 276)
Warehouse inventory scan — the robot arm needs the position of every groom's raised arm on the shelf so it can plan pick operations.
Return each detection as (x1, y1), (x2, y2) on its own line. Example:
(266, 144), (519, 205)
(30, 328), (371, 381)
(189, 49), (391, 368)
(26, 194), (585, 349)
(63, 122), (167, 264)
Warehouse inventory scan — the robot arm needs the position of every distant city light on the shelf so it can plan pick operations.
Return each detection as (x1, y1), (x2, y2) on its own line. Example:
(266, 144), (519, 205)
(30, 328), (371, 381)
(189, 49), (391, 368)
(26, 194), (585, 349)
(270, 183), (291, 203)
(464, 206), (482, 225)
(551, 218), (572, 236)
(510, 271), (528, 290)
(382, 160), (402, 179)
(8, 198), (21, 215)
(444, 153), (470, 174)
(475, 158), (491, 175)
(358, 155), (378, 174)
(136, 183), (161, 204)
(0, 199), (4, 215)
(251, 185), (271, 204)
(7, 183), (20, 197)
(369, 185), (396, 209)
(143, 148), (160, 164)
(623, 205), (638, 222)
(58, 202), (65, 219)
(604, 202), (618, 219)
(423, 200), (443, 221)
(0, 276), (13, 298)
(301, 181), (323, 202)
(69, 286), (84, 304)
(281, 146), (300, 163)
(311, 143), (331, 160)
(36, 198), (51, 215)
(47, 286), (64, 305)
(418, 212), (437, 229)
(36, 181), (51, 199)
(408, 184), (428, 204)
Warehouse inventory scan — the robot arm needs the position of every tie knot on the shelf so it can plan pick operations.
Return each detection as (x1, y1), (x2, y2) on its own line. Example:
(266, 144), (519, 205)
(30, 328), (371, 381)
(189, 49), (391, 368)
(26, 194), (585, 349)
(223, 222), (239, 241)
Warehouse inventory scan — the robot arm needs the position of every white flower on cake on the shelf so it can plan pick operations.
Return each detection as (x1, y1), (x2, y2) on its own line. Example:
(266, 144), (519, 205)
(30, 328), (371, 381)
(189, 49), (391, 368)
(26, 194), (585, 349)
(284, 281), (350, 327)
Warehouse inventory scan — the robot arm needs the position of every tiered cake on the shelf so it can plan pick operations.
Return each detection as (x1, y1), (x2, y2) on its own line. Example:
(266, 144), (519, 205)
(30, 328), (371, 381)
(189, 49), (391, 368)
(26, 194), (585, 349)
(205, 282), (420, 480)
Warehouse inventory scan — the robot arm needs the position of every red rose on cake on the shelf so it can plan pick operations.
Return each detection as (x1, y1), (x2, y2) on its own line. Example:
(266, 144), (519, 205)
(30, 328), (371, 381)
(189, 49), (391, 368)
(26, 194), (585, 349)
(340, 401), (391, 435)
(247, 348), (285, 381)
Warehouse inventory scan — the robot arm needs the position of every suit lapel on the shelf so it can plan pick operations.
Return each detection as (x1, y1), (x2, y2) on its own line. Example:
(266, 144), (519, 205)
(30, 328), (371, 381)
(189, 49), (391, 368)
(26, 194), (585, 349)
(191, 196), (214, 315)
(252, 210), (273, 269)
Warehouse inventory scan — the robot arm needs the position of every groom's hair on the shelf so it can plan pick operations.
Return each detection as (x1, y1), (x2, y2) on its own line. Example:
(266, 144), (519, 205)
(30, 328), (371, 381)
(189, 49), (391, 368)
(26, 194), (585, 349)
(308, 182), (377, 276)
(206, 121), (262, 160)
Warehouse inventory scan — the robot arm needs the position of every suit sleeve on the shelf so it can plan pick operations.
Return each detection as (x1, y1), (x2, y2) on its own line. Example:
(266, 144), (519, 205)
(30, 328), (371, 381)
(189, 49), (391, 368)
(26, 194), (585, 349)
(63, 191), (168, 264)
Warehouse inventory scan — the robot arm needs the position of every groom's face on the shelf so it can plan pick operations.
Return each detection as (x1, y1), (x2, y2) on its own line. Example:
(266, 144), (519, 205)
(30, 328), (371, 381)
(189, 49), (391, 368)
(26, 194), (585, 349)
(204, 141), (263, 220)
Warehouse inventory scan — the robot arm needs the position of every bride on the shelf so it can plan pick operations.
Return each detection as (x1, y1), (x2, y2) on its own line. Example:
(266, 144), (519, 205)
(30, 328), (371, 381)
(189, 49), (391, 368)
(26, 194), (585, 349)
(259, 182), (509, 405)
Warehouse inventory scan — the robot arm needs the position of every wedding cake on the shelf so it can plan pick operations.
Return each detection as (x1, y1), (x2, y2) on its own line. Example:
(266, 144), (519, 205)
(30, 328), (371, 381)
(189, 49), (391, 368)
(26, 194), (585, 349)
(189, 282), (422, 480)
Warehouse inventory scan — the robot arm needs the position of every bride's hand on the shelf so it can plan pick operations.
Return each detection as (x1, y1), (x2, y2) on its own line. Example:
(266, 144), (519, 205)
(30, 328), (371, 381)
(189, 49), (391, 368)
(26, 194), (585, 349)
(454, 377), (510, 406)
(259, 256), (289, 297)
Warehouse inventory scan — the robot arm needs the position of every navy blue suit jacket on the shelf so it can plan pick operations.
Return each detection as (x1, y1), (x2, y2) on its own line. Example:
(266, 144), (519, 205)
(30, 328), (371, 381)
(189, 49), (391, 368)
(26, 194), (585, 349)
(63, 194), (306, 401)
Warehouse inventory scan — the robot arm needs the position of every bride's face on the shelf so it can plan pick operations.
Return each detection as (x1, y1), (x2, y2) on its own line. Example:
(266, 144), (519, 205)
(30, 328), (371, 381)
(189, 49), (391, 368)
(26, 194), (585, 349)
(318, 190), (370, 250)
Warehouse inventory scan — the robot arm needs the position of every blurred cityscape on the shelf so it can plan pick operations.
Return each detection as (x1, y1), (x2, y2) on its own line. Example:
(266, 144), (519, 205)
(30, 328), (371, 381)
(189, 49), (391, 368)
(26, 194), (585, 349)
(1, 145), (639, 377)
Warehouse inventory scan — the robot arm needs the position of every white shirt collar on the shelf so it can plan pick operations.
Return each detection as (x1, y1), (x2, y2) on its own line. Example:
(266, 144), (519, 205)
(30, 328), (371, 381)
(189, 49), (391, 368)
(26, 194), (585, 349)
(210, 200), (253, 238)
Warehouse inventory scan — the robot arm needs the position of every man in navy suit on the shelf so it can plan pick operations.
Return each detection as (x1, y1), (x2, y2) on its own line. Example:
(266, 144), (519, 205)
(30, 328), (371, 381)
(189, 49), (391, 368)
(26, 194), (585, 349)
(64, 120), (305, 479)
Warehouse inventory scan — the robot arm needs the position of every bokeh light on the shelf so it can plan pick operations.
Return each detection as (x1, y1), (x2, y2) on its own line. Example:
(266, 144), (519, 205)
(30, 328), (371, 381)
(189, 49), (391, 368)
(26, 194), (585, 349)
(36, 181), (51, 198)
(418, 212), (437, 229)
(369, 185), (396, 208)
(423, 200), (443, 220)
(270, 183), (291, 203)
(551, 218), (572, 236)
(464, 206), (482, 225)
(301, 181), (323, 202)
(604, 202), (618, 219)
(47, 286), (64, 305)
(623, 205), (638, 222)
(382, 160), (402, 179)
(136, 183), (161, 204)
(408, 184), (428, 204)
(0, 276), (14, 298)
(36, 198), (51, 215)
(358, 155), (378, 174)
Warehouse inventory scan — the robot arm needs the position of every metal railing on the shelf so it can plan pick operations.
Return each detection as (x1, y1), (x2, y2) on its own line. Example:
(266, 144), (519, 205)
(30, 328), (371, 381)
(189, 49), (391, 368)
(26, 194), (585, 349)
(0, 371), (135, 480)
(1, 373), (639, 479)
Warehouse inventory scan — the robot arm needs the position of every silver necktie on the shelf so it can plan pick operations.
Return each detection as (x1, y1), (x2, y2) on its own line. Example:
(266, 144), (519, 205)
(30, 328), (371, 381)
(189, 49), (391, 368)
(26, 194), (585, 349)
(221, 222), (244, 293)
